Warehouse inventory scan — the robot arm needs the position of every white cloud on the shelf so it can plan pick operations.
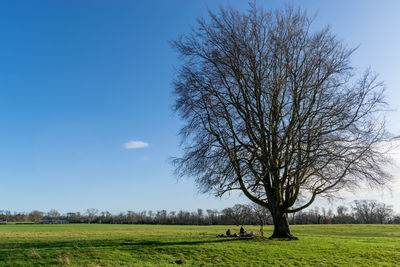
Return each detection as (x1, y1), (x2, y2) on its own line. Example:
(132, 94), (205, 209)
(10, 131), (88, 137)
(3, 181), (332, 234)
(124, 140), (149, 149)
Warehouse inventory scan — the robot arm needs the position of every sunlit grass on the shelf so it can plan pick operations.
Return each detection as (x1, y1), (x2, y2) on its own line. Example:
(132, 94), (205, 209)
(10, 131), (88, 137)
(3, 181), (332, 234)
(0, 224), (399, 266)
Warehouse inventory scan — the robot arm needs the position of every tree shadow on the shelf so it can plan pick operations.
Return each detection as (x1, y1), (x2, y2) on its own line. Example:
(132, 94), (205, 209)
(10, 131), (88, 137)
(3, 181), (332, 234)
(0, 237), (256, 256)
(121, 237), (253, 247)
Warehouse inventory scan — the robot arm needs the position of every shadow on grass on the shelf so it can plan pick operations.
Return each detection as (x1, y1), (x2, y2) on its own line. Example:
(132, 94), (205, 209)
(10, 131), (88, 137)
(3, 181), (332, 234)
(121, 237), (253, 247)
(0, 237), (258, 256)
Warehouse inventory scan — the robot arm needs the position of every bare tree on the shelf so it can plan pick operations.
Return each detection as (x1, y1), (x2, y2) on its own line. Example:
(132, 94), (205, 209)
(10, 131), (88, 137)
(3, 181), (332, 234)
(391, 215), (400, 224)
(48, 209), (60, 221)
(222, 204), (252, 225)
(196, 208), (204, 224)
(172, 4), (391, 239)
(85, 208), (98, 224)
(337, 205), (348, 217)
(334, 205), (354, 224)
(251, 203), (272, 224)
(352, 200), (379, 223)
(206, 209), (218, 225)
(29, 210), (44, 223)
(127, 211), (138, 224)
(375, 202), (393, 224)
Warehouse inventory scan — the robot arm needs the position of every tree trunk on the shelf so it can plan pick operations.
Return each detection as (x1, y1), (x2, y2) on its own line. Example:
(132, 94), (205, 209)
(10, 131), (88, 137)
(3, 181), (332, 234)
(270, 211), (297, 240)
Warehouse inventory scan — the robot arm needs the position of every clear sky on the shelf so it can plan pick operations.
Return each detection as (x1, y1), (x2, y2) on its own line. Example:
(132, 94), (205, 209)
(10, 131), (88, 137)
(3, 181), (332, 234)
(1, 0), (400, 214)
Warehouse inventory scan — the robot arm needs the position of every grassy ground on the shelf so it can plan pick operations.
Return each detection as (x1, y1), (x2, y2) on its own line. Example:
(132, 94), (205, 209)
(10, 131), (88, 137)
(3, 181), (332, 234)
(0, 224), (399, 266)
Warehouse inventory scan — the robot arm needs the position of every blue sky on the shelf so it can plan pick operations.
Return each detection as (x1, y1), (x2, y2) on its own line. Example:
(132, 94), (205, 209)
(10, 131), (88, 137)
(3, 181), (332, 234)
(1, 0), (400, 214)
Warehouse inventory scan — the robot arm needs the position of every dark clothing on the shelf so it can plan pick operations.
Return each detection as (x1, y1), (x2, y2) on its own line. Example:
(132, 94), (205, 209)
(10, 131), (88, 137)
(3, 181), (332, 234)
(239, 226), (245, 237)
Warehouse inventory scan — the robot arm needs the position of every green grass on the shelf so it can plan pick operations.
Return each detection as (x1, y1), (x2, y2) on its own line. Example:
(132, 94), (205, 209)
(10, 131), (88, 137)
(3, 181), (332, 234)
(0, 224), (399, 266)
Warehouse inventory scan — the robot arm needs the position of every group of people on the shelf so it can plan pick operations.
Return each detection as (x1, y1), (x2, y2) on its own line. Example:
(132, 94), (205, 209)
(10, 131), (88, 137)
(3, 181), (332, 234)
(217, 226), (255, 238)
(217, 219), (264, 238)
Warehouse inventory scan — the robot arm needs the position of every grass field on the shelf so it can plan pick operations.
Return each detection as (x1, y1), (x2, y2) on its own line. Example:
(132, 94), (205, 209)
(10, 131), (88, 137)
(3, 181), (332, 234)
(0, 224), (399, 266)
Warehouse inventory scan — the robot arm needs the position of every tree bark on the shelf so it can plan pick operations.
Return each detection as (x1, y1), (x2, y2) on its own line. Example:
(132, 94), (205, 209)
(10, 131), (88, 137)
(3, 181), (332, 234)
(270, 211), (297, 240)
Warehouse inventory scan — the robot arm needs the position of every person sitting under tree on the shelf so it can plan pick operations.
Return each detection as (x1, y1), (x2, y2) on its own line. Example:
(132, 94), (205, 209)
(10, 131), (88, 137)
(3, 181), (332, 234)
(226, 229), (231, 236)
(239, 226), (246, 237)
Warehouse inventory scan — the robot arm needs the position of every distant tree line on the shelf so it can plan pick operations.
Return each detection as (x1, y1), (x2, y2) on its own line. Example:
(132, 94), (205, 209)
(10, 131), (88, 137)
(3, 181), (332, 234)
(1, 200), (399, 225)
